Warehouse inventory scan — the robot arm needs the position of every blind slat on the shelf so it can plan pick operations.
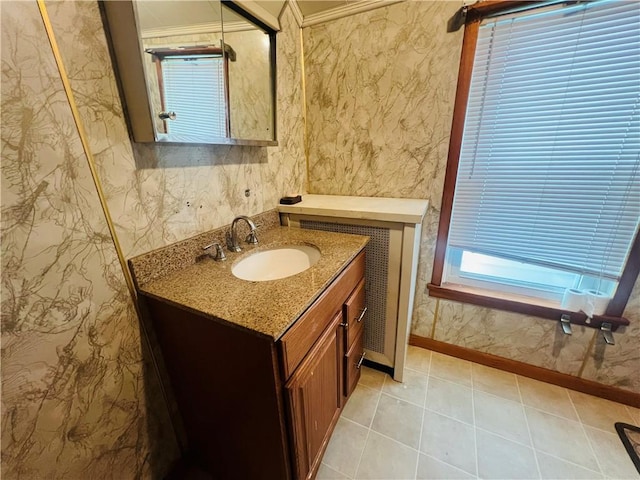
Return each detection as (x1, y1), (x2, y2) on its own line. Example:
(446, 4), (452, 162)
(447, 0), (640, 280)
(162, 55), (227, 138)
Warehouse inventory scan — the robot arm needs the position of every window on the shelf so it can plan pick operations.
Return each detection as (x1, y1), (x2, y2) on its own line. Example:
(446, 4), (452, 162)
(162, 55), (227, 139)
(147, 46), (232, 141)
(430, 0), (640, 324)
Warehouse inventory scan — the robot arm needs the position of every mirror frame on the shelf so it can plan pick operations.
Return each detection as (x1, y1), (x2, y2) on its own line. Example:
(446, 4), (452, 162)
(100, 0), (278, 146)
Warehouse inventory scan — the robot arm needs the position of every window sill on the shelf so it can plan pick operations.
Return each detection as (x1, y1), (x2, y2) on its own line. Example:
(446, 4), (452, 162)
(427, 283), (630, 331)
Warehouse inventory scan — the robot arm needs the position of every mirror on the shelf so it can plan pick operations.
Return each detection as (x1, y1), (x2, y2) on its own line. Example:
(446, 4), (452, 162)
(102, 0), (277, 146)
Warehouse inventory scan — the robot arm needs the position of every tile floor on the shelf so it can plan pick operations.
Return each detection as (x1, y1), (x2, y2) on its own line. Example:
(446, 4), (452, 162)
(318, 346), (640, 480)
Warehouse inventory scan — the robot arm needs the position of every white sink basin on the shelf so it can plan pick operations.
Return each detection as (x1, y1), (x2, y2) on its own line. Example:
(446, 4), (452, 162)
(232, 244), (321, 281)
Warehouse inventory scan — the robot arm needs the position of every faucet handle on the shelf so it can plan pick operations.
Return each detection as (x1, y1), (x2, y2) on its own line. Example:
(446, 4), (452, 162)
(203, 242), (227, 261)
(246, 230), (258, 245)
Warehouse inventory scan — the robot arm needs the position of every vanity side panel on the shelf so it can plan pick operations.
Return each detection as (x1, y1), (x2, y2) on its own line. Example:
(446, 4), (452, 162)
(143, 297), (290, 480)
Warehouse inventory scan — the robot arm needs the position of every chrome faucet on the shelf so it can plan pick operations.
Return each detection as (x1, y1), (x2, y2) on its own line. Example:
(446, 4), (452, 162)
(226, 215), (258, 252)
(203, 242), (226, 261)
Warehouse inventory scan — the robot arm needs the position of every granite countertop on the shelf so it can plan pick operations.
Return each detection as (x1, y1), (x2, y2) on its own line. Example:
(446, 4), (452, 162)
(136, 225), (369, 340)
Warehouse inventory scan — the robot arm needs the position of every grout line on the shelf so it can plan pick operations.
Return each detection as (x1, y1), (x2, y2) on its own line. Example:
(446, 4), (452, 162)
(414, 351), (431, 479)
(517, 377), (542, 479)
(532, 446), (606, 477)
(352, 371), (386, 478)
(567, 391), (606, 476)
(470, 361), (480, 479)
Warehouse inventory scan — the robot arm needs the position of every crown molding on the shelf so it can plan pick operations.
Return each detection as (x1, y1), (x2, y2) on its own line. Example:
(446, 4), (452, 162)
(287, 0), (304, 27)
(302, 0), (405, 28)
(233, 1), (281, 30)
(141, 22), (222, 39)
(141, 21), (260, 40)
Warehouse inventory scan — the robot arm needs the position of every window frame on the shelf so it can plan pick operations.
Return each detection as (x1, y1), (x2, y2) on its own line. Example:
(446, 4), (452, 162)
(428, 0), (639, 330)
(148, 46), (232, 138)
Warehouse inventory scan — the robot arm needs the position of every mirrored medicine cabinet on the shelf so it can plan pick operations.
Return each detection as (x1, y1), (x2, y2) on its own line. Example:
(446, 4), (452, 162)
(101, 0), (277, 146)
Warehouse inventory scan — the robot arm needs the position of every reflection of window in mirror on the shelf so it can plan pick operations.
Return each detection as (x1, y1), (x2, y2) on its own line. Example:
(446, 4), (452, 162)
(145, 46), (234, 141)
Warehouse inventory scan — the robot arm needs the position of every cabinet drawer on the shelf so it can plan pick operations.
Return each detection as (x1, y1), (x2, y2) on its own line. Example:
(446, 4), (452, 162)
(279, 251), (365, 379)
(344, 330), (365, 398)
(343, 278), (366, 349)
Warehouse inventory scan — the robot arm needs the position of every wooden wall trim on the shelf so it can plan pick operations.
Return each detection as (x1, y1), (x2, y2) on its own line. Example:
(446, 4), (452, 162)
(607, 228), (640, 317)
(409, 335), (640, 408)
(431, 19), (480, 285)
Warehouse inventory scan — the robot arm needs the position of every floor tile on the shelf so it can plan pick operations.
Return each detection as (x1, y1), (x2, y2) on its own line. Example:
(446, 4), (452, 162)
(371, 393), (423, 449)
(406, 345), (431, 375)
(584, 425), (639, 479)
(317, 463), (350, 479)
(359, 366), (387, 391)
(568, 390), (635, 434)
(420, 409), (477, 476)
(476, 429), (538, 479)
(536, 452), (603, 479)
(323, 417), (368, 478)
(430, 351), (473, 387)
(416, 454), (475, 480)
(343, 383), (380, 428)
(382, 368), (428, 407)
(474, 390), (531, 445)
(517, 376), (579, 421)
(525, 406), (599, 472)
(625, 405), (640, 425)
(425, 376), (473, 425)
(355, 430), (418, 479)
(472, 363), (520, 402)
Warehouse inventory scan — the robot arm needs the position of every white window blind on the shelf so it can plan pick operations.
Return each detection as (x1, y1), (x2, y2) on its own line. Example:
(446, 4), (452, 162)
(162, 55), (227, 139)
(448, 0), (640, 282)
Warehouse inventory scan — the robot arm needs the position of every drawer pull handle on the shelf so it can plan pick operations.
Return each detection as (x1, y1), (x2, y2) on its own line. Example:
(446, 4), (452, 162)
(340, 321), (349, 328)
(356, 351), (366, 369)
(355, 306), (367, 323)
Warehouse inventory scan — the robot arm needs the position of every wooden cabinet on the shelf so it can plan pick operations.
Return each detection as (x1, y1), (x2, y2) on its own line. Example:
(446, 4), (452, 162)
(143, 251), (366, 480)
(285, 311), (343, 479)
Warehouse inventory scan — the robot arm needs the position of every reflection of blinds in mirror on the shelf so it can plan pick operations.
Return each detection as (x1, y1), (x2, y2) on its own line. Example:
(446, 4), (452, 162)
(162, 55), (226, 138)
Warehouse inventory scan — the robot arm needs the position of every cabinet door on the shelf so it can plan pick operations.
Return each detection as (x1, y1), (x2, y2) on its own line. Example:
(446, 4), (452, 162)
(285, 311), (343, 480)
(344, 329), (365, 398)
(343, 278), (366, 350)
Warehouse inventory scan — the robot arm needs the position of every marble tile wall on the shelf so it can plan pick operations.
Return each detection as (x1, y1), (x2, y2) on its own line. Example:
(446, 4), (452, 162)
(46, 0), (305, 261)
(1, 2), (179, 478)
(1, 0), (306, 478)
(302, 1), (639, 393)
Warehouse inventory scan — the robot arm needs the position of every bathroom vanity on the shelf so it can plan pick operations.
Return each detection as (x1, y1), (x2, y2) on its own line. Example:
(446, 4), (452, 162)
(129, 216), (368, 479)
